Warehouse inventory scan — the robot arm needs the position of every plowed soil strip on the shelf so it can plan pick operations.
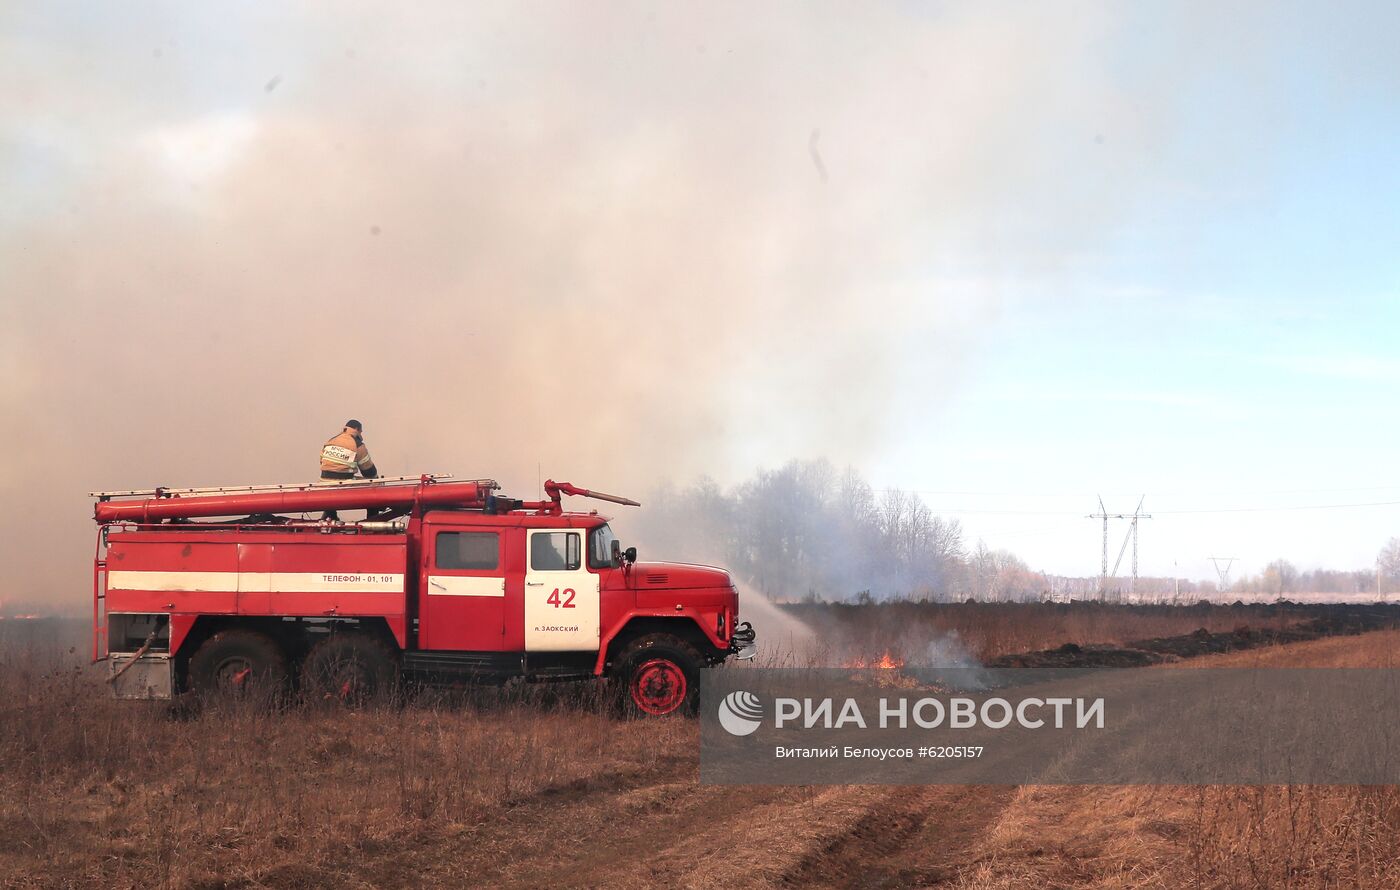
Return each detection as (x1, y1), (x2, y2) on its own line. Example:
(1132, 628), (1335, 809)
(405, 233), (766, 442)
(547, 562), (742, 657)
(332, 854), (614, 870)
(778, 786), (1016, 889)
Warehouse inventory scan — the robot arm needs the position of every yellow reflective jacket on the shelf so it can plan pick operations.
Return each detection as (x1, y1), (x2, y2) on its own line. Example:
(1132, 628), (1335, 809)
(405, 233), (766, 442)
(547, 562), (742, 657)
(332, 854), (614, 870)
(320, 429), (377, 478)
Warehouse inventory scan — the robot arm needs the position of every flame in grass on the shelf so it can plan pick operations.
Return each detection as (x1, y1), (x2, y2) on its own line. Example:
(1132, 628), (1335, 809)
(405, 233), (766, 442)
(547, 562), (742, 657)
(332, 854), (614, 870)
(843, 650), (905, 670)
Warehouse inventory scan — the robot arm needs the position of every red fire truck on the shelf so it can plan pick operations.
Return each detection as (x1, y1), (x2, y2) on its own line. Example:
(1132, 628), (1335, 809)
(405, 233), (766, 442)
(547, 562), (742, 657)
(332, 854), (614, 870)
(91, 474), (755, 716)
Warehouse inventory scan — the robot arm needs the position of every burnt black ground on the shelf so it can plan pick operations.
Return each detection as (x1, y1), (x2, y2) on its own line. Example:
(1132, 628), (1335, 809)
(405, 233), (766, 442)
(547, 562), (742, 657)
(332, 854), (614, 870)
(985, 604), (1400, 668)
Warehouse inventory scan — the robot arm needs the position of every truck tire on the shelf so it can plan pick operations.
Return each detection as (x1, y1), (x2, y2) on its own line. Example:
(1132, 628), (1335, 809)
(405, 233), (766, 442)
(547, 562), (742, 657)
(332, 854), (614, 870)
(301, 633), (399, 706)
(615, 633), (702, 718)
(187, 629), (288, 703)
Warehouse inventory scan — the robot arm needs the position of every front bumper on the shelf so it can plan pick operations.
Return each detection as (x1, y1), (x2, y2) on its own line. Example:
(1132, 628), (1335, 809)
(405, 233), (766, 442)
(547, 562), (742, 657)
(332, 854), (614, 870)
(729, 621), (757, 660)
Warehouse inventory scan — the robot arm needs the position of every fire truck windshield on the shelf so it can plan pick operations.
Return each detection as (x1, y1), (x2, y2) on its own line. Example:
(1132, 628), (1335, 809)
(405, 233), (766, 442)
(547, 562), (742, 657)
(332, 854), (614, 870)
(589, 523), (618, 569)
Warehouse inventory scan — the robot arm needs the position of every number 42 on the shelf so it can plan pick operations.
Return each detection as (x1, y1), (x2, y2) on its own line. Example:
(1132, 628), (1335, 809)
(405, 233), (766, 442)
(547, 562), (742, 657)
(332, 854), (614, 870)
(546, 588), (576, 608)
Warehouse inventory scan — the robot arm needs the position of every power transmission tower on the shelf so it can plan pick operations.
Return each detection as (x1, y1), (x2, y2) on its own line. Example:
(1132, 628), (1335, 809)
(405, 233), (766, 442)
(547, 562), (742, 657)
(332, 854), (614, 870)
(1209, 556), (1237, 597)
(1087, 496), (1151, 601)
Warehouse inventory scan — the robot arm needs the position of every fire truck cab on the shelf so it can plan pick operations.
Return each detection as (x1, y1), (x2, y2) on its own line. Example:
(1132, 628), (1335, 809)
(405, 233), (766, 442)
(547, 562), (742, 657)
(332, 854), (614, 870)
(92, 475), (756, 717)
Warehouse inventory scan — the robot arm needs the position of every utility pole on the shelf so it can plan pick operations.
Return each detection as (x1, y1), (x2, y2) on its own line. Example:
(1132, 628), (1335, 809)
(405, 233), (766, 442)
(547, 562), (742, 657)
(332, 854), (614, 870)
(1088, 496), (1151, 602)
(1130, 497), (1143, 596)
(1094, 497), (1109, 585)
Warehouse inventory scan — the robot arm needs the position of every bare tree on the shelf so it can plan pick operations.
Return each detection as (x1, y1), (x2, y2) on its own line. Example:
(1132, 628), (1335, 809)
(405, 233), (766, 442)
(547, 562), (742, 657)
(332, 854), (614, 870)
(1262, 559), (1298, 598)
(1379, 538), (1400, 583)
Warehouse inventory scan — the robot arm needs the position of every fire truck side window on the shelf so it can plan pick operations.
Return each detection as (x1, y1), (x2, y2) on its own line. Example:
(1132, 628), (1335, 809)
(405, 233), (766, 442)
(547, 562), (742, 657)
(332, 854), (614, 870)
(435, 532), (499, 571)
(531, 532), (581, 571)
(589, 524), (617, 569)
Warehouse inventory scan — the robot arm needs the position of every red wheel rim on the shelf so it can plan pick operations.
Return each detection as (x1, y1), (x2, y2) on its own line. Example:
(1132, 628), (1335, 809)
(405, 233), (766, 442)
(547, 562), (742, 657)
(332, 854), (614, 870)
(213, 657), (255, 692)
(318, 652), (373, 704)
(631, 658), (687, 715)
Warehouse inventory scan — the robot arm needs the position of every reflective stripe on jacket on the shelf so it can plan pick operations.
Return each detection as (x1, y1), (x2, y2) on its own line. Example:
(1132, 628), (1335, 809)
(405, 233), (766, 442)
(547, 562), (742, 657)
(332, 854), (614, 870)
(320, 430), (377, 477)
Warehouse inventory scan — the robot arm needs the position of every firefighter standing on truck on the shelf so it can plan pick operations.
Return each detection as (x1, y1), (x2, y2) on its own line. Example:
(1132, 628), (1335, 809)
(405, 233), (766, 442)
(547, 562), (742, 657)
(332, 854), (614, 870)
(320, 420), (378, 481)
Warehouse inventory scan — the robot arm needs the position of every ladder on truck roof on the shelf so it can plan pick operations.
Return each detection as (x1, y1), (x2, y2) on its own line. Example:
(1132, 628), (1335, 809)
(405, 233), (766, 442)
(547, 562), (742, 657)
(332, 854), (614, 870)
(93, 475), (505, 524)
(89, 473), (466, 500)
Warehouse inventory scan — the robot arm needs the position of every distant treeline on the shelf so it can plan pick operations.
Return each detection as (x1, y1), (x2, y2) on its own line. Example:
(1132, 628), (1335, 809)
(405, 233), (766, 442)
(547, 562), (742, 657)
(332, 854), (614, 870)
(1217, 558), (1393, 598)
(645, 459), (1036, 601)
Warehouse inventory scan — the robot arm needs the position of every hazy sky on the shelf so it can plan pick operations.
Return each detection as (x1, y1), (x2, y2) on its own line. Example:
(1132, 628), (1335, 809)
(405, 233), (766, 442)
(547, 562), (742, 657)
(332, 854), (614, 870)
(3, 2), (1398, 606)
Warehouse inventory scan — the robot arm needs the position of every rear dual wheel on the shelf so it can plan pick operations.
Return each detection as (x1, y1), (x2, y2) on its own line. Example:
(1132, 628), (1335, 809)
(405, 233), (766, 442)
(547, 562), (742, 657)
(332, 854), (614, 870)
(186, 629), (398, 707)
(301, 633), (399, 706)
(187, 629), (288, 703)
(615, 634), (702, 718)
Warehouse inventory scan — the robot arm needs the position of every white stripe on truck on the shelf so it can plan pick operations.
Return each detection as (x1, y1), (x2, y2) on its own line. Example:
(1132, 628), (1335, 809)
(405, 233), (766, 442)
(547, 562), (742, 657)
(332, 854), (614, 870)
(107, 571), (404, 593)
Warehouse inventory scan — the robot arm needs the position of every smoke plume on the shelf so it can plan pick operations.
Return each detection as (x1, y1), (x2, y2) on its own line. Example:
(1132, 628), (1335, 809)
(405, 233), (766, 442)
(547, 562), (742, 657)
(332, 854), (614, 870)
(3, 3), (1158, 606)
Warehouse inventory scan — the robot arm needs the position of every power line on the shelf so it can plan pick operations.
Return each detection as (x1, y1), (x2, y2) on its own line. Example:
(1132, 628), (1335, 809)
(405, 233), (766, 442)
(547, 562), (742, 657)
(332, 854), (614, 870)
(873, 485), (1400, 499)
(972, 526), (1077, 540)
(1153, 500), (1400, 515)
(920, 508), (1082, 515)
(903, 499), (1400, 517)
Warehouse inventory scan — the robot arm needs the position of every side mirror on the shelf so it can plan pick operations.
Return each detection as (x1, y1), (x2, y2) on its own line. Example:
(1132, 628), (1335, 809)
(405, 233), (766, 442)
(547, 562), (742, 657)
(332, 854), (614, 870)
(624, 546), (637, 564)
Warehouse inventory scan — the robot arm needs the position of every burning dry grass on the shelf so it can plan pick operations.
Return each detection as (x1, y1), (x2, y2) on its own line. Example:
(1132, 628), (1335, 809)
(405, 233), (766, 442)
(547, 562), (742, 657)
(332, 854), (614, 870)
(841, 650), (905, 670)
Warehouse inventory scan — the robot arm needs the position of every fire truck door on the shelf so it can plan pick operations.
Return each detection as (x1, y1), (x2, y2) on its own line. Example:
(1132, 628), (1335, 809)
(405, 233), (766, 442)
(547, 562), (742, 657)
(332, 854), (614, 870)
(422, 529), (506, 650)
(523, 529), (600, 651)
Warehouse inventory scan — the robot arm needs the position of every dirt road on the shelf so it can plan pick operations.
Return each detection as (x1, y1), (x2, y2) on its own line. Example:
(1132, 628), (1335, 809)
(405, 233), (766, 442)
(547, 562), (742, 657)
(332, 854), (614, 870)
(365, 757), (1016, 890)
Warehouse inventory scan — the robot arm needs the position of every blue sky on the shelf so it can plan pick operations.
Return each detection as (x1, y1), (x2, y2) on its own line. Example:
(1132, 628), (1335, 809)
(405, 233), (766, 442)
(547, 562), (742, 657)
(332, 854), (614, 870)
(872, 294), (1400, 580)
(869, 98), (1400, 580)
(851, 4), (1400, 581)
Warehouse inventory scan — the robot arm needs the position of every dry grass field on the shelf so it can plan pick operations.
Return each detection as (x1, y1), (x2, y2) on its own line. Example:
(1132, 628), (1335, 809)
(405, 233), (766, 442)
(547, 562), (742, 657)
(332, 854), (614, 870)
(2, 607), (1399, 889)
(956, 631), (1400, 890)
